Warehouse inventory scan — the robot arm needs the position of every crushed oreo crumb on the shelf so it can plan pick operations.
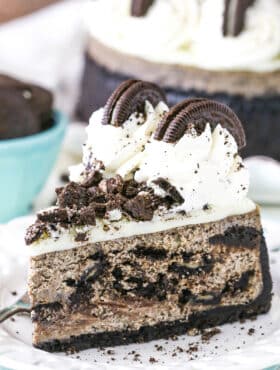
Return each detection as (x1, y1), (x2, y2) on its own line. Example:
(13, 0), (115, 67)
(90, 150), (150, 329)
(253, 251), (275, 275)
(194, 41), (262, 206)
(106, 349), (115, 355)
(186, 343), (199, 354)
(75, 232), (88, 242)
(155, 344), (164, 351)
(201, 328), (221, 342)
(149, 357), (158, 363)
(123, 192), (154, 221)
(38, 208), (69, 224)
(122, 179), (141, 198)
(77, 204), (96, 226)
(82, 160), (105, 187)
(56, 182), (90, 209)
(60, 173), (69, 183)
(27, 164), (185, 243)
(81, 170), (103, 188)
(248, 328), (255, 336)
(25, 221), (49, 245)
(153, 177), (184, 204)
(99, 175), (123, 194)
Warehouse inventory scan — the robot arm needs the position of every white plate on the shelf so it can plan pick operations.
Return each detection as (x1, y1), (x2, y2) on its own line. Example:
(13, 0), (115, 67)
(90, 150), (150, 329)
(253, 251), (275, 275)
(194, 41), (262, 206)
(1, 215), (280, 370)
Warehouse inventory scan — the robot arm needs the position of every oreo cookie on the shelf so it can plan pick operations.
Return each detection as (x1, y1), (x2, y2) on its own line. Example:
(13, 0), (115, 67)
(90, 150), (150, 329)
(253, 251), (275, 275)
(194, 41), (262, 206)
(152, 178), (184, 204)
(0, 74), (53, 139)
(102, 79), (166, 126)
(223, 0), (255, 37)
(154, 98), (205, 143)
(0, 89), (39, 139)
(131, 0), (154, 17)
(154, 98), (246, 149)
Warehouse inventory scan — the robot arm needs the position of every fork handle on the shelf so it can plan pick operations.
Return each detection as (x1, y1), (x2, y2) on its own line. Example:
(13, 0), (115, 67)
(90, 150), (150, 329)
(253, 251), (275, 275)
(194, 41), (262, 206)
(0, 305), (31, 323)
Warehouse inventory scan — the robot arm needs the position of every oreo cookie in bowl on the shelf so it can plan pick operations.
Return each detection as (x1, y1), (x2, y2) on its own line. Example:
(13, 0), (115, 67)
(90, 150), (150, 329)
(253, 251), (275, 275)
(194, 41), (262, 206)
(0, 75), (66, 222)
(78, 0), (280, 164)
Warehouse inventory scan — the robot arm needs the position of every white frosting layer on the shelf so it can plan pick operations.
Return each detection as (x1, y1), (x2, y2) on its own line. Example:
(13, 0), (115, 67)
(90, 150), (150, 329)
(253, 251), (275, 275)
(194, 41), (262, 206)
(85, 0), (280, 72)
(29, 199), (256, 256)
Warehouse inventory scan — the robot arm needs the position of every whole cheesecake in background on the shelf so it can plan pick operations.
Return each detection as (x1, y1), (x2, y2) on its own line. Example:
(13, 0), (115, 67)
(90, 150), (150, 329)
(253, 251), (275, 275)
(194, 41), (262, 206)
(27, 80), (272, 352)
(77, 0), (280, 160)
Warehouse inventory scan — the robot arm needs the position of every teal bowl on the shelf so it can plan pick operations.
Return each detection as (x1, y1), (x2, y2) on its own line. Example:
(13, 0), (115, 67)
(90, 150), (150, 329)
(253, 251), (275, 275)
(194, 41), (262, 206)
(0, 111), (67, 223)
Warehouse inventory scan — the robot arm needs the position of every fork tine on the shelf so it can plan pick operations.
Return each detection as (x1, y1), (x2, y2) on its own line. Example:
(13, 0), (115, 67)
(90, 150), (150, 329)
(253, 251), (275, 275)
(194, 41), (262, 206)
(0, 292), (31, 323)
(0, 306), (31, 323)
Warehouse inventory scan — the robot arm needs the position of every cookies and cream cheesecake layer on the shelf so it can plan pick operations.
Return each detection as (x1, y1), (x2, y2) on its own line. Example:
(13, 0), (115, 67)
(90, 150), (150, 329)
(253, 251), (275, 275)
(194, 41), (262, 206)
(27, 80), (272, 352)
(85, 0), (280, 72)
(27, 89), (253, 257)
(29, 208), (271, 351)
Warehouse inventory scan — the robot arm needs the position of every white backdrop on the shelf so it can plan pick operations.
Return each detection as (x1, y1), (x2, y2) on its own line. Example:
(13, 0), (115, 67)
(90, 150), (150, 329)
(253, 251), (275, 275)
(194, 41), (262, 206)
(0, 0), (86, 116)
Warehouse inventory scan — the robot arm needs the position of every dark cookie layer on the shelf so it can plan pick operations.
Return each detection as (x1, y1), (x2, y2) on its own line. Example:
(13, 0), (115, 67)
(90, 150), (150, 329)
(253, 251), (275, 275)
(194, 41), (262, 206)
(154, 98), (246, 149)
(102, 79), (166, 126)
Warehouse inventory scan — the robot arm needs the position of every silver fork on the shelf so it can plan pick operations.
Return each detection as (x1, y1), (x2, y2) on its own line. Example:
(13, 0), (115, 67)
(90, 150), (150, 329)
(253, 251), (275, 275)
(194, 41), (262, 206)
(0, 292), (31, 323)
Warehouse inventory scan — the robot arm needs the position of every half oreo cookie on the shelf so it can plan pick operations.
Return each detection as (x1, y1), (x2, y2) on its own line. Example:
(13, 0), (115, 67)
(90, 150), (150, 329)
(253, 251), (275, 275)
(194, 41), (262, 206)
(102, 79), (167, 126)
(154, 98), (246, 149)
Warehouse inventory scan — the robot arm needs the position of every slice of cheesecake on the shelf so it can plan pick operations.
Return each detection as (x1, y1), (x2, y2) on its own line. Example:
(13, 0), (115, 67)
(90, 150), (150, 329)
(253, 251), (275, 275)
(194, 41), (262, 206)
(26, 80), (272, 352)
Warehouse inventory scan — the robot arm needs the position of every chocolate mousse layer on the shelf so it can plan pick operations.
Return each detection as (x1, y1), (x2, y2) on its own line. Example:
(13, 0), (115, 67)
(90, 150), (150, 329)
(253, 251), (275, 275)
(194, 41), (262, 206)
(29, 208), (272, 352)
(77, 38), (280, 159)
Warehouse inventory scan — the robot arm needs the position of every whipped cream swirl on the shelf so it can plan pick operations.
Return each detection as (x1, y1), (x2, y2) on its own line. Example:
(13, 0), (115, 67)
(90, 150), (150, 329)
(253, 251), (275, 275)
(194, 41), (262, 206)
(70, 101), (250, 214)
(85, 0), (280, 72)
(135, 124), (249, 213)
(69, 101), (168, 181)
